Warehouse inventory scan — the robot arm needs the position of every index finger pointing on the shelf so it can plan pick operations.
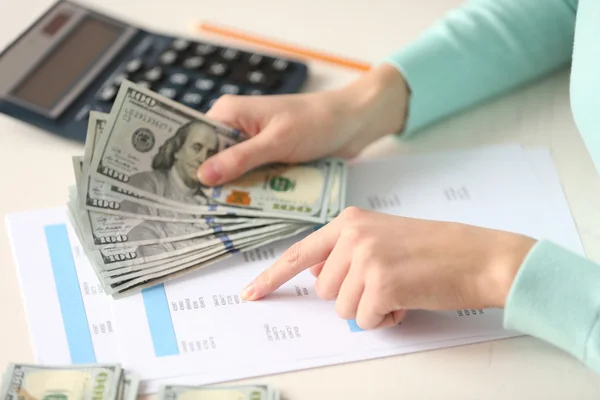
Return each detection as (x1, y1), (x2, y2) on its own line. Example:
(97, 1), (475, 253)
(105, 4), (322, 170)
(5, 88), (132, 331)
(241, 219), (342, 300)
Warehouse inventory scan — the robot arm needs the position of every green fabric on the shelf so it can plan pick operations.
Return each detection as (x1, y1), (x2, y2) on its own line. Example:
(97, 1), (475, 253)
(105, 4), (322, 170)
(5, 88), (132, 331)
(505, 240), (600, 373)
(384, 0), (600, 373)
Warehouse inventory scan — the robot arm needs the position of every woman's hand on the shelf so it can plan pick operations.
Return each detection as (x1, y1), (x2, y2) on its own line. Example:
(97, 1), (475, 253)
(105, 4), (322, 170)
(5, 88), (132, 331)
(197, 64), (410, 186)
(240, 207), (537, 330)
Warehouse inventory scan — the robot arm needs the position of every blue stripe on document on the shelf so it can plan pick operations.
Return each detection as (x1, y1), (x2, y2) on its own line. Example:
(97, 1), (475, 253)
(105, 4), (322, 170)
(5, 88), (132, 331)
(142, 284), (179, 357)
(347, 319), (364, 332)
(44, 224), (96, 364)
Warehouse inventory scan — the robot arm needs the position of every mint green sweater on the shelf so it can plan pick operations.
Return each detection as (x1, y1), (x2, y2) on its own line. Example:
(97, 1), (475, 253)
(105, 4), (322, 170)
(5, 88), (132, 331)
(384, 0), (600, 373)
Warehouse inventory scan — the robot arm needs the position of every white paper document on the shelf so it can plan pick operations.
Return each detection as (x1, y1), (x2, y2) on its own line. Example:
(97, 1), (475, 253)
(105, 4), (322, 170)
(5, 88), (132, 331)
(6, 208), (119, 365)
(5, 145), (584, 392)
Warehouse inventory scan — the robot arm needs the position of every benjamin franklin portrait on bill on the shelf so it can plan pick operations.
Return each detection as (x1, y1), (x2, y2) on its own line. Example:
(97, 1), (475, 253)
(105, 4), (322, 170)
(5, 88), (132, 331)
(125, 119), (219, 205)
(119, 119), (222, 252)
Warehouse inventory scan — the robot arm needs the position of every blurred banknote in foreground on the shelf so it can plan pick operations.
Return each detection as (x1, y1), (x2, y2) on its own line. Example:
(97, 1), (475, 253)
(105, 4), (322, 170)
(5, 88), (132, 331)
(157, 383), (280, 400)
(0, 363), (139, 400)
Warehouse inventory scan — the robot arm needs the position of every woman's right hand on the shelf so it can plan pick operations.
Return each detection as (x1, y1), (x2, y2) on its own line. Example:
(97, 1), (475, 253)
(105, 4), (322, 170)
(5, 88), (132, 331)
(197, 63), (410, 186)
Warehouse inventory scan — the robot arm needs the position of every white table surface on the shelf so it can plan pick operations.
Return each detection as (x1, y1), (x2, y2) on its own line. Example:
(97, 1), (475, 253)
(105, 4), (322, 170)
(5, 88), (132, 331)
(2, 0), (600, 398)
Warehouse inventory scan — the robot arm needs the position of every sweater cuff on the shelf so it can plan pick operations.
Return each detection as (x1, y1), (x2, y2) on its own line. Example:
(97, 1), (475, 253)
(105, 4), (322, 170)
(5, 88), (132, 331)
(379, 48), (438, 139)
(379, 37), (473, 139)
(378, 20), (483, 139)
(504, 239), (600, 372)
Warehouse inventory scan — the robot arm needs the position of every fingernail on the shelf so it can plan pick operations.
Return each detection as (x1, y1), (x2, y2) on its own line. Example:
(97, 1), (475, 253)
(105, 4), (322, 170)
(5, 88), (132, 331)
(241, 283), (256, 300)
(198, 160), (222, 184)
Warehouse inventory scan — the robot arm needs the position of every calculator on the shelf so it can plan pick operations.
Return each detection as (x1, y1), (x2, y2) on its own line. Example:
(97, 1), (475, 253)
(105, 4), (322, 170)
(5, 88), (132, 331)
(0, 1), (309, 142)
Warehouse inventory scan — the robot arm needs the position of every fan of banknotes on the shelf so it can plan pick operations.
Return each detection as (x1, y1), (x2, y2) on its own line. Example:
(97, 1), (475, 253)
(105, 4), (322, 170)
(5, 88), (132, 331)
(67, 79), (347, 298)
(0, 363), (280, 400)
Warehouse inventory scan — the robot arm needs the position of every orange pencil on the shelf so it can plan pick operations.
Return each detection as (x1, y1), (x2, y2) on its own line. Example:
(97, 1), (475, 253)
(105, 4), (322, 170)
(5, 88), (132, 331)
(196, 21), (372, 72)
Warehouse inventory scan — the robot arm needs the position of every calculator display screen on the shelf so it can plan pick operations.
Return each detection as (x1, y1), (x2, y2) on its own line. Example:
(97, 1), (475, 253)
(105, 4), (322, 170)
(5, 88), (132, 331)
(11, 16), (123, 111)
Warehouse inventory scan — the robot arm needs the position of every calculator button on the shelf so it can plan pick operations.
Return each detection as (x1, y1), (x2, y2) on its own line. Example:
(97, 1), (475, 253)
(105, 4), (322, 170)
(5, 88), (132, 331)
(171, 39), (190, 52)
(220, 48), (239, 61)
(201, 99), (218, 113)
(97, 85), (117, 102)
(220, 84), (240, 95)
(181, 92), (204, 107)
(195, 43), (217, 56)
(112, 72), (129, 86)
(247, 54), (263, 66)
(228, 65), (251, 83)
(159, 50), (178, 65)
(169, 73), (189, 86)
(272, 59), (289, 71)
(207, 62), (228, 77)
(91, 104), (110, 114)
(248, 70), (280, 89)
(135, 80), (152, 89)
(125, 58), (143, 73)
(244, 88), (265, 96)
(182, 56), (205, 70)
(200, 94), (222, 112)
(195, 78), (215, 91)
(144, 67), (164, 82)
(158, 87), (178, 99)
(247, 70), (267, 85)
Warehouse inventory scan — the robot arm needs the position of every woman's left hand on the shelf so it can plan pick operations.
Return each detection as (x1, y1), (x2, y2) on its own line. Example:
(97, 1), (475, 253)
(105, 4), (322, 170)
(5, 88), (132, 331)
(240, 206), (537, 330)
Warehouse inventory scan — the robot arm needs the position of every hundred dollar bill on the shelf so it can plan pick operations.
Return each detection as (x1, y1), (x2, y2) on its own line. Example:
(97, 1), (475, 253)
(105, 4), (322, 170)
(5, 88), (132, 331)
(89, 80), (334, 223)
(106, 158), (335, 224)
(84, 206), (277, 250)
(71, 119), (281, 250)
(336, 158), (347, 216)
(73, 112), (262, 231)
(88, 80), (242, 212)
(327, 159), (345, 219)
(338, 161), (347, 214)
(71, 175), (277, 252)
(102, 237), (264, 291)
(79, 111), (107, 202)
(121, 372), (139, 400)
(67, 211), (292, 280)
(110, 224), (312, 298)
(101, 244), (238, 285)
(87, 221), (294, 272)
(157, 384), (277, 400)
(86, 220), (301, 279)
(0, 363), (123, 400)
(94, 236), (252, 276)
(192, 159), (334, 222)
(99, 223), (297, 284)
(80, 112), (244, 224)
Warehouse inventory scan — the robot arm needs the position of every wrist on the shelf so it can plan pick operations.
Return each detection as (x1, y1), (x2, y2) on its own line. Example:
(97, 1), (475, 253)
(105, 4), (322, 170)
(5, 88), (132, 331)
(480, 233), (537, 309)
(332, 63), (410, 142)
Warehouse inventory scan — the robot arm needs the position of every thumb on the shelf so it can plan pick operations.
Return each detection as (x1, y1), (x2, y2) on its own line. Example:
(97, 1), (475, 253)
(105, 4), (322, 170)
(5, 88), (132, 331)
(197, 130), (280, 185)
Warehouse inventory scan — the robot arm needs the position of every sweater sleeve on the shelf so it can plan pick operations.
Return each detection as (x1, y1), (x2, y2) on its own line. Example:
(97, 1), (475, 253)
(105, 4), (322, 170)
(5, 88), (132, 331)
(381, 0), (600, 374)
(382, 0), (577, 136)
(505, 240), (600, 374)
